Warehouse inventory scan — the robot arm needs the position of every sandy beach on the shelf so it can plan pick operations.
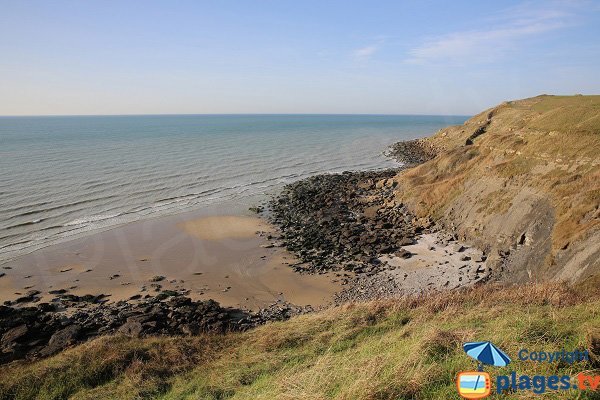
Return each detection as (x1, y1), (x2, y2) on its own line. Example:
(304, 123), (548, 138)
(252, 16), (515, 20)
(0, 206), (342, 310)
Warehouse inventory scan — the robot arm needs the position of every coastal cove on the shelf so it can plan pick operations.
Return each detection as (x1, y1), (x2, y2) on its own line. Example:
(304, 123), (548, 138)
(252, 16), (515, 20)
(0, 138), (492, 364)
(1, 96), (599, 397)
(0, 114), (467, 266)
(2, 1), (599, 396)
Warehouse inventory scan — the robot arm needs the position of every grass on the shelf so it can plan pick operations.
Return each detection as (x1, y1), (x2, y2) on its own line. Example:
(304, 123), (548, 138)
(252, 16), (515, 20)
(393, 95), (600, 278)
(2, 282), (600, 399)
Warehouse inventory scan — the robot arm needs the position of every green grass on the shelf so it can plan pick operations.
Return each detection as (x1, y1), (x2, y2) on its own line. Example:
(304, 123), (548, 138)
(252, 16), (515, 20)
(2, 282), (600, 399)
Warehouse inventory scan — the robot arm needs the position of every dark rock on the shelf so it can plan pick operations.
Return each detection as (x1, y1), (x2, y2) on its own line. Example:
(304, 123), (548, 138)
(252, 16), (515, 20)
(249, 205), (264, 214)
(15, 292), (40, 304)
(384, 139), (437, 165)
(41, 324), (81, 356)
(118, 321), (143, 337)
(267, 169), (423, 274)
(395, 249), (413, 259)
(0, 292), (301, 364)
(1, 324), (29, 349)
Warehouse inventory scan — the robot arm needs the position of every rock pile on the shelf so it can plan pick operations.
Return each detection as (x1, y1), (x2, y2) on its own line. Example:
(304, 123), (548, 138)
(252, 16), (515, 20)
(0, 294), (311, 364)
(384, 139), (438, 165)
(268, 169), (427, 274)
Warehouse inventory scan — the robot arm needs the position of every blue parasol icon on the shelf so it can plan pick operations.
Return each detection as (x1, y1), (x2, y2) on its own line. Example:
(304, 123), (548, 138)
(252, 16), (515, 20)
(463, 341), (511, 371)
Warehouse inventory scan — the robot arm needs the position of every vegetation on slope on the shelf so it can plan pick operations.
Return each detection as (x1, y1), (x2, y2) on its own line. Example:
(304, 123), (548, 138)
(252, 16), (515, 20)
(2, 283), (599, 399)
(392, 95), (600, 284)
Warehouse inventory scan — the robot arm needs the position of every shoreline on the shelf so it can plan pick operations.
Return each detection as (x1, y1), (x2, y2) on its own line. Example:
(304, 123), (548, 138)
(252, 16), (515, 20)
(265, 163), (491, 303)
(0, 203), (342, 310)
(0, 204), (342, 363)
(0, 139), (490, 364)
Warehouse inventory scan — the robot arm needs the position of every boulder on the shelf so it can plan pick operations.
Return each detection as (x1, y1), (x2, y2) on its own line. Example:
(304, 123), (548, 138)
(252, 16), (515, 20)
(117, 321), (144, 337)
(41, 324), (81, 356)
(1, 324), (29, 350)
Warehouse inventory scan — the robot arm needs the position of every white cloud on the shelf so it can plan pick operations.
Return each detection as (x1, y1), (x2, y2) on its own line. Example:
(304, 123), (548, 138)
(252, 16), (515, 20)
(352, 44), (379, 60)
(406, 1), (585, 64)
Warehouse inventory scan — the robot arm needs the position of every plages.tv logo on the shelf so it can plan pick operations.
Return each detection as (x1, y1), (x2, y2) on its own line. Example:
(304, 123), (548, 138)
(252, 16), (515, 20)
(456, 341), (511, 399)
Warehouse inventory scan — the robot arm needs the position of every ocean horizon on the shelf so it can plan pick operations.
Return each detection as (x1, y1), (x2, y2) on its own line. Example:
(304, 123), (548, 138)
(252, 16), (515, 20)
(0, 114), (468, 265)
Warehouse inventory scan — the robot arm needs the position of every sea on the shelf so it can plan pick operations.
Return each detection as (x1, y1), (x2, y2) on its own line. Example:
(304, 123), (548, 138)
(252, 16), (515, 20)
(0, 114), (468, 265)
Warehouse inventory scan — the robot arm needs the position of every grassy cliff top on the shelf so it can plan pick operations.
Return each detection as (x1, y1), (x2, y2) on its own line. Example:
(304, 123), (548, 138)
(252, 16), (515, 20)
(430, 95), (600, 150)
(2, 283), (599, 399)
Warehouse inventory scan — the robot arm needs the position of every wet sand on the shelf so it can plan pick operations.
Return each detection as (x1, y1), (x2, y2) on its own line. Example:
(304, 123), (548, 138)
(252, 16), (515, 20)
(0, 206), (341, 310)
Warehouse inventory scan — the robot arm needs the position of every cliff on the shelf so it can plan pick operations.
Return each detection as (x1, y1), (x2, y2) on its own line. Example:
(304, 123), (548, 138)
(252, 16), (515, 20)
(389, 95), (600, 286)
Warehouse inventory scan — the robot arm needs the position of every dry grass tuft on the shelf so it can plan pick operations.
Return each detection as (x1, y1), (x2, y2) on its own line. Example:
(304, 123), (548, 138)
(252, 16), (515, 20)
(587, 329), (600, 368)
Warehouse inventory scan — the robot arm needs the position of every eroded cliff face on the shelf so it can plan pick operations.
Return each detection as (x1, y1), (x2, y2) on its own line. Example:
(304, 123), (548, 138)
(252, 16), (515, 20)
(388, 95), (600, 285)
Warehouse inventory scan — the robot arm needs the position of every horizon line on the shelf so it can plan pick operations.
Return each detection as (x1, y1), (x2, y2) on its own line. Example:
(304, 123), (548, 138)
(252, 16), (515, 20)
(0, 112), (472, 118)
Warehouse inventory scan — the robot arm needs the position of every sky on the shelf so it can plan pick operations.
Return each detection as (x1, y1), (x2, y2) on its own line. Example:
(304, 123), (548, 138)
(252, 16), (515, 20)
(1, 0), (599, 116)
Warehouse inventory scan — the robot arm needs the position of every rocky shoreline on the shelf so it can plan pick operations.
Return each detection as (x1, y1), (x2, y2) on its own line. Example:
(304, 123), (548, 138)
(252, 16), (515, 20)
(0, 293), (312, 364)
(383, 138), (438, 165)
(268, 169), (425, 274)
(1, 139), (492, 365)
(265, 162), (492, 304)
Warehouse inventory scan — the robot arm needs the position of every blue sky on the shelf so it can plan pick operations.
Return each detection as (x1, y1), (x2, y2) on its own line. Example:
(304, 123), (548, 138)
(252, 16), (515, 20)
(1, 0), (599, 115)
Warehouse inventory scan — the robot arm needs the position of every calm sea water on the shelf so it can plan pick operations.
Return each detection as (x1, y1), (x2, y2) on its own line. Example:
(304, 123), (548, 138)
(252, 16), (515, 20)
(0, 114), (467, 264)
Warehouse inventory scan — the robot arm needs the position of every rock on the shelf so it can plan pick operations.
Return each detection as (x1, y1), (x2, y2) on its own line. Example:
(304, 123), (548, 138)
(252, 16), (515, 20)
(384, 139), (437, 165)
(41, 324), (81, 356)
(395, 249), (413, 259)
(1, 324), (29, 349)
(118, 321), (143, 337)
(15, 292), (40, 304)
(398, 237), (414, 246)
(180, 323), (200, 336)
(155, 290), (178, 300)
(150, 275), (165, 282)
